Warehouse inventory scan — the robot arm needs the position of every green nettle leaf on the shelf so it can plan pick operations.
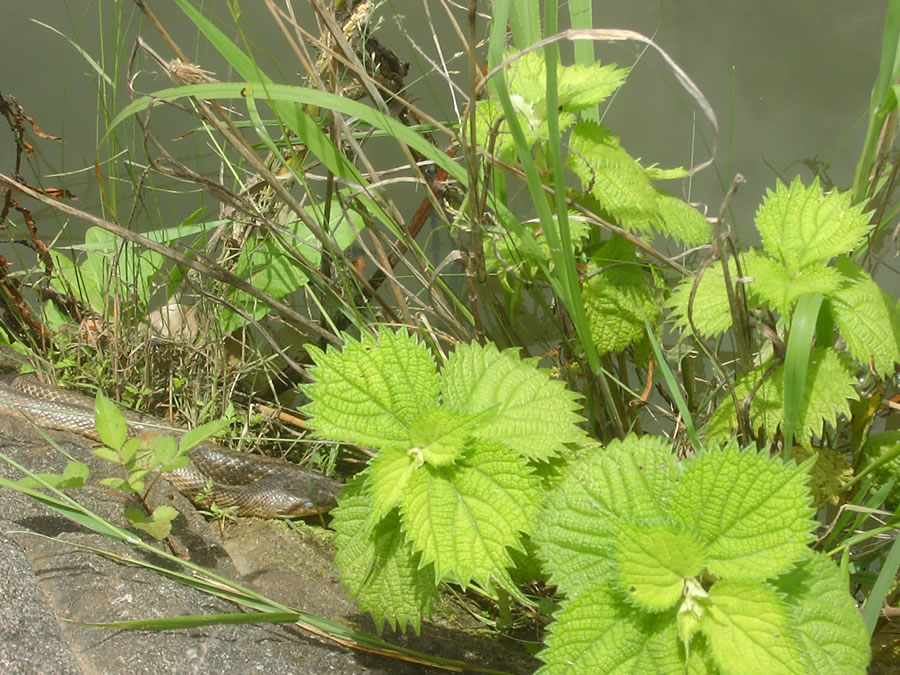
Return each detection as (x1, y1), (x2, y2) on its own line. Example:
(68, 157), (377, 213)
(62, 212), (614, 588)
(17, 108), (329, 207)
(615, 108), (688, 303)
(743, 248), (844, 314)
(304, 329), (440, 447)
(406, 405), (480, 467)
(534, 436), (680, 595)
(505, 51), (576, 132)
(400, 439), (540, 592)
(556, 60), (630, 113)
(705, 348), (858, 449)
(670, 444), (815, 580)
(653, 192), (713, 246)
(667, 257), (742, 338)
(473, 98), (568, 159)
(583, 239), (660, 355)
(365, 444), (418, 522)
(505, 50), (628, 124)
(332, 491), (437, 634)
(829, 257), (900, 378)
(537, 582), (688, 674)
(484, 211), (592, 291)
(754, 176), (871, 273)
(473, 99), (516, 159)
(617, 523), (706, 612)
(440, 341), (584, 461)
(702, 578), (803, 674)
(95, 390), (128, 450)
(567, 120), (659, 230)
(773, 551), (870, 673)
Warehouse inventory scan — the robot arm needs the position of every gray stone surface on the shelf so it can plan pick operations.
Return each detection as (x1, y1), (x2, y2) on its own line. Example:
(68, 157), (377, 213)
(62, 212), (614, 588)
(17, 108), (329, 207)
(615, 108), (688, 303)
(0, 414), (535, 674)
(0, 527), (81, 674)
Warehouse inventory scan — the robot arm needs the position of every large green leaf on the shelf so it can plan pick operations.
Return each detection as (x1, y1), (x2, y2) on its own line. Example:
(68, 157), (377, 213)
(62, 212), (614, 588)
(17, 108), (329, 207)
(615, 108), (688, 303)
(616, 523), (707, 612)
(772, 551), (870, 673)
(743, 249), (844, 314)
(538, 583), (687, 674)
(829, 257), (900, 378)
(584, 237), (660, 355)
(754, 177), (871, 273)
(304, 329), (440, 447)
(505, 49), (629, 124)
(534, 435), (679, 595)
(567, 120), (659, 231)
(653, 192), (713, 246)
(702, 579), (802, 674)
(671, 444), (815, 580)
(667, 257), (742, 338)
(332, 490), (437, 633)
(440, 341), (584, 461)
(399, 440), (540, 593)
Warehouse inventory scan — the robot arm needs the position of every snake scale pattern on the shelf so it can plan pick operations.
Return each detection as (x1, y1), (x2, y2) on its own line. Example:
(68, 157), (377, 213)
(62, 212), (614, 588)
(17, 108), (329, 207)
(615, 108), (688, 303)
(0, 375), (340, 517)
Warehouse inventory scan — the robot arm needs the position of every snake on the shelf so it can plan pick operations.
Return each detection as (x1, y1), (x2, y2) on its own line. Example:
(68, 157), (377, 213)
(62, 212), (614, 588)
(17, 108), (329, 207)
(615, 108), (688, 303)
(0, 375), (341, 518)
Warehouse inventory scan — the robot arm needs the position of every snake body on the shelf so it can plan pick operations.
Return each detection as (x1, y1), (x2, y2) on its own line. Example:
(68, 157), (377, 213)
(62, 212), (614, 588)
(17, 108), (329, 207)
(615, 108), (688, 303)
(0, 375), (340, 518)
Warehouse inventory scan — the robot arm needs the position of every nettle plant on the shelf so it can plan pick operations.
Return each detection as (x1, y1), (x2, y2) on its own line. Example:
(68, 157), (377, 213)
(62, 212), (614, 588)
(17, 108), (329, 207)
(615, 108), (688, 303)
(533, 436), (870, 672)
(302, 330), (871, 672)
(302, 329), (584, 631)
(667, 176), (900, 448)
(475, 50), (712, 349)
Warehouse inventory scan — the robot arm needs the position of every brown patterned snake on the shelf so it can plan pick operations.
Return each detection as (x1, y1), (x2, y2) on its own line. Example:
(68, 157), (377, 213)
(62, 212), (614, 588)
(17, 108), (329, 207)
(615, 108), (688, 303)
(0, 375), (340, 517)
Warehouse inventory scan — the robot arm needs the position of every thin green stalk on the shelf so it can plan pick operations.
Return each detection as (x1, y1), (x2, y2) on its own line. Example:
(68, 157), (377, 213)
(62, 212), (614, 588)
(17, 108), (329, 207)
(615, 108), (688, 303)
(567, 0), (597, 122)
(852, 0), (900, 203)
(782, 294), (823, 461)
(643, 315), (701, 452)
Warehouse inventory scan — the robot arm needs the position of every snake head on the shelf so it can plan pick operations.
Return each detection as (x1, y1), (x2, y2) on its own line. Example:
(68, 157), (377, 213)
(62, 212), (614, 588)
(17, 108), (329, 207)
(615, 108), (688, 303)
(278, 480), (341, 517)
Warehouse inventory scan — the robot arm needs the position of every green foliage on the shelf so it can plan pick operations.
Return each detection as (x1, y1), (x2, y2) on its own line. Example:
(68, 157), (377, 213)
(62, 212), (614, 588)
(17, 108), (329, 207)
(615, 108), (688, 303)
(828, 257), (900, 378)
(46, 226), (164, 326)
(475, 50), (629, 157)
(567, 120), (659, 231)
(860, 431), (900, 504)
(705, 348), (859, 450)
(219, 198), (362, 333)
(9, 0), (897, 667)
(583, 236), (661, 355)
(654, 192), (715, 246)
(669, 179), (897, 369)
(17, 390), (226, 540)
(533, 436), (870, 673)
(755, 178), (871, 273)
(303, 328), (584, 632)
(667, 257), (741, 338)
(669, 177), (897, 446)
(475, 47), (710, 358)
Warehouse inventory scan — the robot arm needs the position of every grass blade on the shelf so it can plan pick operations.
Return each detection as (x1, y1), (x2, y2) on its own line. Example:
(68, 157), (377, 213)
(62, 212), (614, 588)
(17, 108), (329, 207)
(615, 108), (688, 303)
(782, 294), (823, 461)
